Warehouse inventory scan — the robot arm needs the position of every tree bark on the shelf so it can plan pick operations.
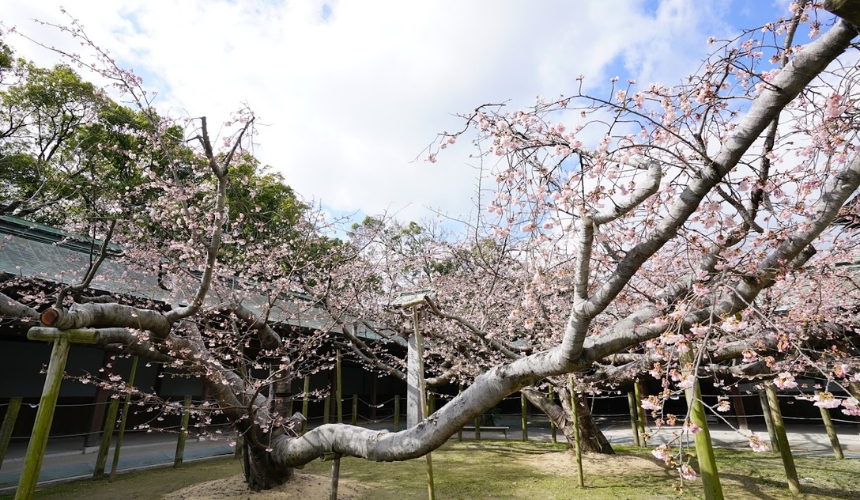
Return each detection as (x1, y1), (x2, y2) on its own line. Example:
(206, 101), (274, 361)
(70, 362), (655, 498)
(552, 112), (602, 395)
(522, 386), (614, 454)
(243, 441), (296, 491)
(568, 388), (614, 454)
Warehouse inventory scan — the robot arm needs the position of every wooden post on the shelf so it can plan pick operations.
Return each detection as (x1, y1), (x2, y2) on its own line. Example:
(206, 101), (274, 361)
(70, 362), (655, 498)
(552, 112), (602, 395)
(370, 373), (378, 421)
(330, 454), (342, 500)
(393, 394), (400, 431)
(634, 381), (647, 446)
(0, 397), (22, 470)
(850, 383), (860, 437)
(109, 356), (139, 481)
(351, 394), (358, 426)
(413, 308), (436, 500)
(323, 395), (331, 425)
(729, 386), (748, 430)
(475, 416), (481, 440)
(173, 395), (192, 468)
(17, 327), (99, 500)
(301, 376), (310, 435)
(336, 349), (343, 424)
(84, 352), (114, 448)
(627, 391), (641, 447)
(521, 392), (528, 441)
(93, 397), (120, 479)
(457, 385), (463, 442)
(819, 398), (844, 459)
(569, 376), (584, 487)
(766, 384), (800, 495)
(759, 390), (780, 452)
(428, 393), (435, 416)
(549, 388), (557, 445)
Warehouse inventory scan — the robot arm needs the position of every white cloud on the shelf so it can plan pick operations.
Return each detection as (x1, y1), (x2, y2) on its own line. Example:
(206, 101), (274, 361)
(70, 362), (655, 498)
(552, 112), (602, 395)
(3, 0), (770, 224)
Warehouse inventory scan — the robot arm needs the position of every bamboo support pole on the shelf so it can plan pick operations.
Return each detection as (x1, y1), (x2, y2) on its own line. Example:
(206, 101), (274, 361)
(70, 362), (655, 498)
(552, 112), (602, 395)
(819, 400), (844, 459)
(93, 397), (120, 479)
(110, 356), (139, 480)
(474, 416), (481, 441)
(394, 394), (400, 431)
(351, 394), (358, 426)
(323, 395), (330, 425)
(16, 335), (72, 500)
(759, 390), (780, 452)
(766, 384), (800, 495)
(457, 385), (463, 442)
(569, 377), (584, 487)
(549, 388), (557, 445)
(729, 386), (748, 430)
(634, 381), (647, 446)
(336, 350), (343, 424)
(521, 392), (528, 442)
(685, 379), (723, 500)
(849, 383), (860, 437)
(173, 396), (192, 468)
(0, 397), (22, 470)
(330, 454), (341, 500)
(301, 376), (310, 435)
(627, 392), (641, 447)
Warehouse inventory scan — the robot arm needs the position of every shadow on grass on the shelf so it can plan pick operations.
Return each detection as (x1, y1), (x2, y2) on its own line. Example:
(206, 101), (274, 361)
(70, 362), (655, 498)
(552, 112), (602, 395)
(701, 448), (860, 500)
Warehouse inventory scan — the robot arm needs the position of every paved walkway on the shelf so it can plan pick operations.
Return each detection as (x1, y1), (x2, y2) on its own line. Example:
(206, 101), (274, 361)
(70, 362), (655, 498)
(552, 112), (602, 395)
(0, 433), (234, 494)
(2, 419), (858, 494)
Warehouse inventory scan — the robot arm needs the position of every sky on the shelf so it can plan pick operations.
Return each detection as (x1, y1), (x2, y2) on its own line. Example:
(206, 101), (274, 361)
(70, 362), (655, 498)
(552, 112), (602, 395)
(1, 0), (806, 226)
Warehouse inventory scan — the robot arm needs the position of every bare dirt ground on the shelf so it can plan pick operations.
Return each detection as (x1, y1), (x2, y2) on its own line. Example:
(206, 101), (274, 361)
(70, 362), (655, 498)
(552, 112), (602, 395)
(521, 448), (667, 477)
(162, 473), (366, 500)
(161, 449), (667, 500)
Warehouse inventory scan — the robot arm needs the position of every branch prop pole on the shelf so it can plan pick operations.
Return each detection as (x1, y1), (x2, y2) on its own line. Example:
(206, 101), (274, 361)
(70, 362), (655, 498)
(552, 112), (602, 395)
(681, 350), (723, 500)
(109, 356), (139, 481)
(765, 384), (800, 495)
(569, 376), (584, 488)
(16, 328), (98, 500)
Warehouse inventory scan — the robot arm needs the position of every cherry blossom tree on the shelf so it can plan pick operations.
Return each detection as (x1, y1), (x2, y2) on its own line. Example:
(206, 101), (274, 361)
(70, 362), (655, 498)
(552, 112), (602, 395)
(3, 1), (860, 491)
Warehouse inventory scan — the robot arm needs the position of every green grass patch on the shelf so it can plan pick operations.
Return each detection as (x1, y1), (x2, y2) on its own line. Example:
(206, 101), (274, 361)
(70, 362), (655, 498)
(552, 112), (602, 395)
(3, 458), (241, 500)
(6, 441), (859, 499)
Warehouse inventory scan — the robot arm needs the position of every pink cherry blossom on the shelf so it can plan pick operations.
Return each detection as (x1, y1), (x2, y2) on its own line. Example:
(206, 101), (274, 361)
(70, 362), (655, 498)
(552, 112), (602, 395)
(748, 434), (770, 452)
(773, 372), (798, 390)
(678, 464), (697, 481)
(813, 392), (841, 409)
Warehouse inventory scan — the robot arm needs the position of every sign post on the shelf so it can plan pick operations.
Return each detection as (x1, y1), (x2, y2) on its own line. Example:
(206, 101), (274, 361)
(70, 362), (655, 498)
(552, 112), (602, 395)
(391, 290), (436, 500)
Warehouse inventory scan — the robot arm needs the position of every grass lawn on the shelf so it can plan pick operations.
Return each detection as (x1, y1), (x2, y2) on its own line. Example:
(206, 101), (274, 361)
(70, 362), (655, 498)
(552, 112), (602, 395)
(5, 441), (859, 499)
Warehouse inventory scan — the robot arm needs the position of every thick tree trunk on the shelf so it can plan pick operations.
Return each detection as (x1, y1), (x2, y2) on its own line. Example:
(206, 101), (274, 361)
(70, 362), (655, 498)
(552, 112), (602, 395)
(242, 439), (296, 491)
(522, 387), (614, 454)
(566, 388), (614, 454)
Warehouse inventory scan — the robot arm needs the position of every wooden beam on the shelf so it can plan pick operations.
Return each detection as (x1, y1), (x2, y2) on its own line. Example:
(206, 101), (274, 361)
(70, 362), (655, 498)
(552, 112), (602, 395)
(27, 327), (99, 344)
